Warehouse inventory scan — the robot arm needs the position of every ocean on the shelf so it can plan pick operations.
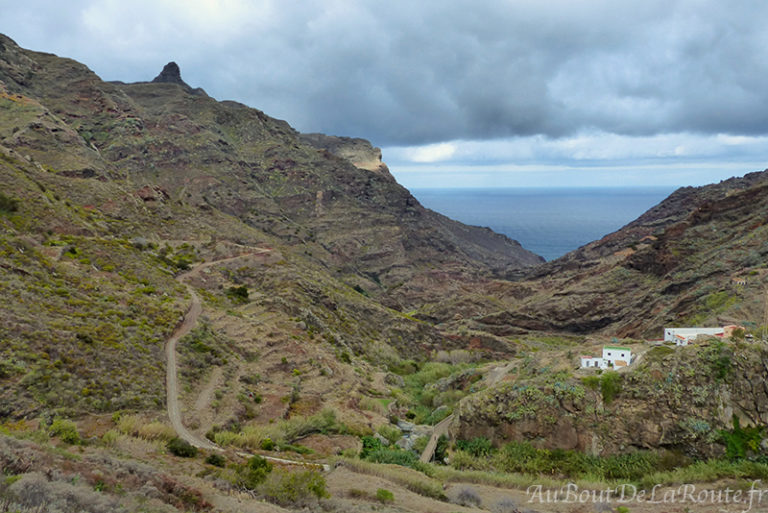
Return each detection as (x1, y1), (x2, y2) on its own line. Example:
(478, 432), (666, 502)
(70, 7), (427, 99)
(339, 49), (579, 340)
(410, 187), (676, 261)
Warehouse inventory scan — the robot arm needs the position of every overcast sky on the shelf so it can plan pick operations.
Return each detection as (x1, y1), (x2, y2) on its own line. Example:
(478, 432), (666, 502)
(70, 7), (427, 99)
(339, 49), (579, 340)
(3, 0), (768, 187)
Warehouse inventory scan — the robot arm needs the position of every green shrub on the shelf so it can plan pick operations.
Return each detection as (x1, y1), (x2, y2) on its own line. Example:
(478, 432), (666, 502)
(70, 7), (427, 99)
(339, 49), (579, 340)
(704, 340), (733, 380)
(451, 449), (491, 471)
(435, 434), (449, 462)
(491, 441), (660, 480)
(259, 468), (329, 506)
(720, 416), (765, 461)
(377, 424), (402, 445)
(0, 192), (19, 213)
(365, 447), (419, 468)
(261, 437), (275, 450)
(226, 285), (249, 303)
(360, 435), (383, 458)
(167, 437), (198, 457)
(205, 453), (226, 467)
(234, 455), (273, 489)
(581, 375), (600, 390)
(599, 371), (622, 404)
(645, 345), (675, 362)
(455, 437), (494, 458)
(413, 435), (429, 454)
(49, 418), (81, 444)
(375, 488), (394, 503)
(101, 429), (119, 446)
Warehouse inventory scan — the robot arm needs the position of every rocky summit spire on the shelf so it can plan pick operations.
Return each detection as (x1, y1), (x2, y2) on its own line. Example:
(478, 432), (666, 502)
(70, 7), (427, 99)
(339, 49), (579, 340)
(152, 62), (189, 87)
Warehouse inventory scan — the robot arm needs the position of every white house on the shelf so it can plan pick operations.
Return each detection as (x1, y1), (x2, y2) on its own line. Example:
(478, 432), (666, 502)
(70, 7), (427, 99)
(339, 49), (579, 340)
(602, 346), (632, 367)
(664, 327), (724, 346)
(580, 346), (633, 369)
(580, 355), (607, 369)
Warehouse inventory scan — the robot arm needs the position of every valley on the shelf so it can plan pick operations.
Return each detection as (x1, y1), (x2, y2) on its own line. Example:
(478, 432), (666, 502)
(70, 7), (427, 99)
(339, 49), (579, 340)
(1, 34), (768, 513)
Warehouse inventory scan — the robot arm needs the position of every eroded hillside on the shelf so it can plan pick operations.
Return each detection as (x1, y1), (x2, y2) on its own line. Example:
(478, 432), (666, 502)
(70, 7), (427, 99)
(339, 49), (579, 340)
(0, 33), (541, 422)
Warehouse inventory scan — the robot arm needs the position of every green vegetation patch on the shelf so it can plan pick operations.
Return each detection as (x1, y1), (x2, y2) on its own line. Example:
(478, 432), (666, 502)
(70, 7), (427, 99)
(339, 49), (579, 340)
(0, 234), (186, 416)
(167, 437), (198, 457)
(0, 192), (19, 214)
(390, 361), (478, 425)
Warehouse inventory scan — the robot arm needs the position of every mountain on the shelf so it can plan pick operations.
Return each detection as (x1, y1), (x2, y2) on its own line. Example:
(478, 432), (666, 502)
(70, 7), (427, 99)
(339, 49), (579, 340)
(410, 171), (768, 340)
(0, 33), (540, 420)
(4, 33), (768, 513)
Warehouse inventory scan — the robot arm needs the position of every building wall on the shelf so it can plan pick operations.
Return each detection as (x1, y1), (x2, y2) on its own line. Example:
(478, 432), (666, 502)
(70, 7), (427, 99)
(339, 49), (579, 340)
(602, 347), (631, 363)
(664, 327), (723, 342)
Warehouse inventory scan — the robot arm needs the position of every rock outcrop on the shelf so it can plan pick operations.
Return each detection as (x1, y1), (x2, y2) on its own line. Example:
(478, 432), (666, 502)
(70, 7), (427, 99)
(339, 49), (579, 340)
(299, 133), (392, 176)
(454, 343), (768, 458)
(152, 61), (185, 85)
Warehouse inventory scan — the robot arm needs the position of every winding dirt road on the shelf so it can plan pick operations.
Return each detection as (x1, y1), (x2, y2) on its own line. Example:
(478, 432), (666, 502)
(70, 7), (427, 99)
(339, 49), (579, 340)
(165, 253), (261, 450)
(163, 250), (329, 470)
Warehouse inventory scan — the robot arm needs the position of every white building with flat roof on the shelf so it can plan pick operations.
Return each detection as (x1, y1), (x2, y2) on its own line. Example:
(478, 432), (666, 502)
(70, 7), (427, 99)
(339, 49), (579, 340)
(602, 346), (632, 367)
(580, 355), (607, 369)
(664, 327), (724, 346)
(580, 346), (633, 369)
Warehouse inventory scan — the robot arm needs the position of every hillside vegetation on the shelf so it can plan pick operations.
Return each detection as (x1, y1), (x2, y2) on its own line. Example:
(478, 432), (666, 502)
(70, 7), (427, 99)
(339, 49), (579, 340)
(3, 33), (768, 513)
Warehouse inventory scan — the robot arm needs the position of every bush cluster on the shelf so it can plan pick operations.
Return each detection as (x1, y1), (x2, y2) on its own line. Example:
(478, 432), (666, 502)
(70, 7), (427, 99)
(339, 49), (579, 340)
(205, 453), (226, 467)
(455, 437), (493, 458)
(259, 468), (329, 507)
(0, 192), (19, 213)
(233, 455), (273, 489)
(167, 437), (197, 458)
(469, 440), (661, 480)
(48, 418), (81, 445)
(375, 488), (394, 503)
(720, 416), (766, 462)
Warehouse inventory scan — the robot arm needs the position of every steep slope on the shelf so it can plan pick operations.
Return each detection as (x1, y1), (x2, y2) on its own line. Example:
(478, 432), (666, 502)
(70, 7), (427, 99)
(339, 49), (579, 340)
(412, 170), (768, 339)
(455, 342), (768, 457)
(0, 33), (541, 287)
(0, 34), (540, 420)
(509, 171), (768, 337)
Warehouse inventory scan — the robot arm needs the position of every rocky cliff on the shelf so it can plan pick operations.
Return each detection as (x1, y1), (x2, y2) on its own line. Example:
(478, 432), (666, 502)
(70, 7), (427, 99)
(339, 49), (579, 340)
(454, 342), (768, 457)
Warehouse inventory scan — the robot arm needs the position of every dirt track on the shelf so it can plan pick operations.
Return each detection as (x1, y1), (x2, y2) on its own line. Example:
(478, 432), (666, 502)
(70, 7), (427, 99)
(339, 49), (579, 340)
(165, 253), (260, 450)
(163, 250), (329, 470)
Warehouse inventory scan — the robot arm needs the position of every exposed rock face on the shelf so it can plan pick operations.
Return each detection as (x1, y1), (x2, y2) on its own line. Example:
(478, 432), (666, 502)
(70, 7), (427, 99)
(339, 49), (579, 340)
(149, 61), (206, 95)
(152, 62), (185, 85)
(454, 343), (768, 457)
(299, 133), (392, 176)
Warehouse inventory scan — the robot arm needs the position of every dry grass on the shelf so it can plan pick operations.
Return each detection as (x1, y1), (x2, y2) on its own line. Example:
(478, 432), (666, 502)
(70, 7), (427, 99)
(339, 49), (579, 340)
(116, 415), (175, 441)
(358, 396), (387, 415)
(214, 408), (342, 450)
(336, 457), (446, 500)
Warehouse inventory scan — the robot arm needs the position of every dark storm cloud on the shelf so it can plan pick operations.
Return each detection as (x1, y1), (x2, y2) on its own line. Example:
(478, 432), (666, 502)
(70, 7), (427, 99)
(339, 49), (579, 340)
(3, 0), (768, 145)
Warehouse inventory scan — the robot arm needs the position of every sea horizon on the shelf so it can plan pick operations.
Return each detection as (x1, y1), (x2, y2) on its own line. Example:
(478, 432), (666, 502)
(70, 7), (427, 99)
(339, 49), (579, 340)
(411, 186), (677, 261)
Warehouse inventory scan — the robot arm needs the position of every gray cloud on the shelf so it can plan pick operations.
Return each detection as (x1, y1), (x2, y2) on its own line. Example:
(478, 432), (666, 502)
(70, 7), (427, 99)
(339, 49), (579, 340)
(3, 0), (768, 146)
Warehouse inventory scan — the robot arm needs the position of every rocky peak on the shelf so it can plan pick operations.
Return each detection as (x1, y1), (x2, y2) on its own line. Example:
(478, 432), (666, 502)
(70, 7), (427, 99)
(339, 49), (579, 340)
(152, 62), (187, 86)
(149, 61), (207, 96)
